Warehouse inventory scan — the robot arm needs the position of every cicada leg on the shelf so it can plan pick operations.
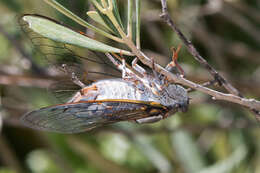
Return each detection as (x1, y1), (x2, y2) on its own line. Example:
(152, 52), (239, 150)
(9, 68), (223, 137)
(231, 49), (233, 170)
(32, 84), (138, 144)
(106, 53), (141, 81)
(166, 45), (185, 77)
(105, 53), (121, 69)
(135, 115), (163, 124)
(119, 57), (135, 80)
(105, 52), (161, 96)
(158, 45), (185, 88)
(151, 58), (159, 80)
(132, 58), (156, 89)
(121, 58), (130, 79)
(151, 58), (165, 91)
(131, 57), (163, 95)
(105, 53), (128, 79)
(132, 58), (147, 75)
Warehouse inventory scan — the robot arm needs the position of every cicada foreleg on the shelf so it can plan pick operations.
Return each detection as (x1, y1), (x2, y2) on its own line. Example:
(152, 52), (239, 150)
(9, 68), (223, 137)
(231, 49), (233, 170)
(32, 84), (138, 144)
(166, 45), (185, 77)
(158, 45), (185, 88)
(105, 53), (140, 81)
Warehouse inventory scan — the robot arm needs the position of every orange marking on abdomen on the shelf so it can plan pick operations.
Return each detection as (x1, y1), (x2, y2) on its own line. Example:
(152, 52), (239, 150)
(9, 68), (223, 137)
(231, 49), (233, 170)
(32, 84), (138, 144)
(82, 85), (98, 95)
(71, 85), (98, 103)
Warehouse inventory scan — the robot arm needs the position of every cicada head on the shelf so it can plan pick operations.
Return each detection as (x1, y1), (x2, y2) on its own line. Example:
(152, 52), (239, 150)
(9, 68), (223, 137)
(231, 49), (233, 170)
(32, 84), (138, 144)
(161, 84), (189, 113)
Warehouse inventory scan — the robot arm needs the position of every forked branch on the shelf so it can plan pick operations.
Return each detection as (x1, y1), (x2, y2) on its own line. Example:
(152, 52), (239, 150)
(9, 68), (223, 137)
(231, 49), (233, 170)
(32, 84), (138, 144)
(158, 0), (260, 120)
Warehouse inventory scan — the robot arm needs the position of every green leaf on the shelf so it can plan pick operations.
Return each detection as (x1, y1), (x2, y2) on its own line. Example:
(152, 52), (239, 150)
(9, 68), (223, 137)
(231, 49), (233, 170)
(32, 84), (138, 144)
(22, 15), (132, 55)
(86, 11), (114, 32)
(127, 0), (133, 39)
(112, 0), (124, 31)
(90, 0), (121, 37)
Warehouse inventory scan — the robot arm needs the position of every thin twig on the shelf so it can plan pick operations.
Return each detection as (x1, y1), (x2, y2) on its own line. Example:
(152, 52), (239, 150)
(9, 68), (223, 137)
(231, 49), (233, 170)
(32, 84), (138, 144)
(187, 80), (218, 92)
(160, 0), (240, 95)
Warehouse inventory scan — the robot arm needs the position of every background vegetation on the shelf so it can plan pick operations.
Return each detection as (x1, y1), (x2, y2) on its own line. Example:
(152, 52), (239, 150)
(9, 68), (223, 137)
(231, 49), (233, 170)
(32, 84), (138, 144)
(0, 0), (260, 173)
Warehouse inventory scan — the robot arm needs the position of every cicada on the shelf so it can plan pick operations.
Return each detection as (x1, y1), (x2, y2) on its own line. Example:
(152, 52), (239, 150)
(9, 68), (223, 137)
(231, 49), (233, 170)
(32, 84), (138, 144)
(20, 14), (189, 133)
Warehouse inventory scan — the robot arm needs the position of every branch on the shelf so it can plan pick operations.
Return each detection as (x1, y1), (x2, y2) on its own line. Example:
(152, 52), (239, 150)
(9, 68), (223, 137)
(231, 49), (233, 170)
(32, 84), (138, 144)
(0, 74), (54, 88)
(159, 0), (260, 121)
(160, 0), (239, 95)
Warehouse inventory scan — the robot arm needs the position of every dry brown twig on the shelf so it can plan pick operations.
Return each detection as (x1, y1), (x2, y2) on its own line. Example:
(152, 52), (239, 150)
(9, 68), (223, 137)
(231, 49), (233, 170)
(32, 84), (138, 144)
(123, 0), (260, 121)
(158, 0), (260, 120)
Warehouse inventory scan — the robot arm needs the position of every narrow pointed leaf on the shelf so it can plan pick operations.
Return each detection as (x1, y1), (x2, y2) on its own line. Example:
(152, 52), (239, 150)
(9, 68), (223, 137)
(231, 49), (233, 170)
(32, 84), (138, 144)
(135, 0), (141, 49)
(127, 0), (133, 40)
(22, 15), (132, 55)
(90, 0), (121, 37)
(86, 11), (113, 32)
(112, 0), (124, 31)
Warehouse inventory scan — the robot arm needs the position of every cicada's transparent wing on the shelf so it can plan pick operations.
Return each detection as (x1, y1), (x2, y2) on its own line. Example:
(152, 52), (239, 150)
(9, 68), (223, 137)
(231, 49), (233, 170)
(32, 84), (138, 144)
(21, 100), (166, 133)
(19, 14), (121, 102)
(48, 80), (82, 104)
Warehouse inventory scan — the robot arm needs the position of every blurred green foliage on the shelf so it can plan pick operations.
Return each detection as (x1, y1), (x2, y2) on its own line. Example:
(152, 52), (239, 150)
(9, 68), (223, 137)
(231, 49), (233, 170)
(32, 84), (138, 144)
(0, 0), (260, 173)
